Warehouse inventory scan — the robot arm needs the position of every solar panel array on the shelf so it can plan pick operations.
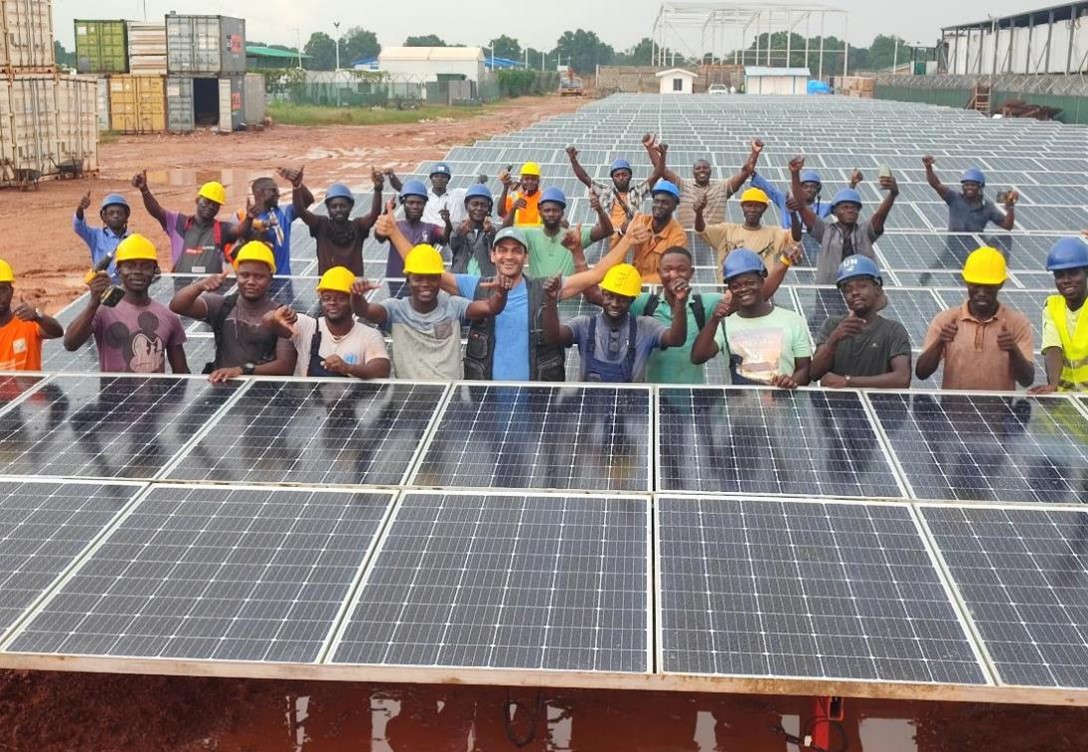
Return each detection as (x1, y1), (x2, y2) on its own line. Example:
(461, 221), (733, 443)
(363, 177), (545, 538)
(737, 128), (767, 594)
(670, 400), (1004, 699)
(2, 95), (1087, 703)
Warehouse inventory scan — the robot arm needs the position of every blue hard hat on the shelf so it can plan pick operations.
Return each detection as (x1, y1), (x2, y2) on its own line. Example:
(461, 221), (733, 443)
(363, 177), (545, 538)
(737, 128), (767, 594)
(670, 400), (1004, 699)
(494, 226), (528, 249)
(464, 184), (493, 206)
(430, 162), (451, 177)
(722, 248), (767, 282)
(960, 167), (986, 186)
(651, 179), (681, 201)
(324, 183), (355, 205)
(609, 158), (632, 175)
(799, 169), (823, 186)
(100, 193), (129, 212)
(539, 186), (567, 208)
(830, 188), (863, 210)
(1046, 237), (1088, 272)
(836, 255), (883, 286)
(400, 180), (429, 201)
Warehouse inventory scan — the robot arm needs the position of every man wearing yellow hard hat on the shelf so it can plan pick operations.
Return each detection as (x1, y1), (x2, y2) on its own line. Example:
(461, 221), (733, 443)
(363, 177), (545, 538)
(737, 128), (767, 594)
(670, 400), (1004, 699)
(63, 235), (189, 373)
(917, 247), (1035, 391)
(169, 241), (297, 382)
(498, 162), (544, 227)
(132, 171), (252, 275)
(352, 244), (512, 380)
(696, 186), (801, 271)
(541, 263), (689, 383)
(0, 259), (63, 371)
(261, 266), (390, 379)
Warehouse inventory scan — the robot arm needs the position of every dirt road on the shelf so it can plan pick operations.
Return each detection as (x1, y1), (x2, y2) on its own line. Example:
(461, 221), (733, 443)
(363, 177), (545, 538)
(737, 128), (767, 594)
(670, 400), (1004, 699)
(0, 95), (586, 311)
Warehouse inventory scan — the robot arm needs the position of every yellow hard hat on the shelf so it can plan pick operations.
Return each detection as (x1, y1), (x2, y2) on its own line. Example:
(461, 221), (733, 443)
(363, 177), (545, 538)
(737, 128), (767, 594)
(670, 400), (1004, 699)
(197, 181), (227, 205)
(0, 259), (13, 283)
(403, 244), (445, 276)
(600, 263), (643, 298)
(962, 246), (1007, 285)
(114, 234), (158, 263)
(739, 187), (770, 205)
(520, 162), (541, 177)
(233, 241), (277, 273)
(316, 266), (355, 295)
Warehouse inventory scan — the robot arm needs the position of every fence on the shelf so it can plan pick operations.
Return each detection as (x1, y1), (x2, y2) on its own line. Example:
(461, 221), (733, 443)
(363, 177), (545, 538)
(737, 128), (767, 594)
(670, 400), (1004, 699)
(254, 69), (508, 107)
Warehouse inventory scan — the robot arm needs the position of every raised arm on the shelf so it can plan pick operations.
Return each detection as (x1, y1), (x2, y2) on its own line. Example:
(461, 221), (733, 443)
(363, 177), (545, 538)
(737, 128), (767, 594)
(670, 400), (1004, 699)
(654, 142), (681, 186)
(997, 190), (1018, 231)
(869, 175), (900, 236)
(921, 156), (950, 200)
(559, 221), (644, 301)
(223, 199), (256, 243)
(658, 279), (689, 348)
(63, 274), (108, 351)
(169, 273), (226, 319)
(356, 169), (385, 230)
(565, 146), (594, 188)
(383, 167), (403, 193)
(690, 296), (730, 365)
(348, 279), (389, 324)
(642, 133), (666, 187)
(763, 244), (802, 299)
(541, 276), (574, 346)
(131, 171), (167, 226)
(10, 298), (63, 340)
(724, 139), (762, 195)
(586, 191), (614, 242)
(465, 275), (512, 320)
(373, 207), (459, 294)
(788, 199), (802, 242)
(789, 157), (819, 229)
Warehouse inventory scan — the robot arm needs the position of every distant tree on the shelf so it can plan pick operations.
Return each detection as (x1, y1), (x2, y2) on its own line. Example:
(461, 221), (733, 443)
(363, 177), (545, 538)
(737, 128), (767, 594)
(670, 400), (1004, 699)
(865, 34), (909, 71)
(304, 31), (336, 70)
(54, 40), (75, 68)
(552, 29), (614, 75)
(405, 34), (447, 47)
(341, 27), (380, 64)
(489, 35), (521, 61)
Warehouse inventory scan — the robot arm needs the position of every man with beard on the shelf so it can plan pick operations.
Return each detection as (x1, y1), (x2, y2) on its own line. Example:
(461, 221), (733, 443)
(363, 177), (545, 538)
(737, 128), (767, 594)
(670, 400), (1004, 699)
(0, 259), (63, 371)
(73, 191), (131, 280)
(374, 180), (448, 296)
(1032, 237), (1088, 394)
(222, 169), (314, 275)
(170, 242), (297, 382)
(64, 234), (188, 374)
(290, 171), (384, 276)
(922, 157), (1017, 232)
(695, 186), (801, 269)
(448, 185), (497, 275)
(625, 180), (688, 283)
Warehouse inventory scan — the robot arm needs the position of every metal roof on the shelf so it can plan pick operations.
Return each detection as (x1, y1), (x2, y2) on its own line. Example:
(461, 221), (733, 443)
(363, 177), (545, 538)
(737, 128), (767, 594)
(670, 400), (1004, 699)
(744, 66), (811, 77)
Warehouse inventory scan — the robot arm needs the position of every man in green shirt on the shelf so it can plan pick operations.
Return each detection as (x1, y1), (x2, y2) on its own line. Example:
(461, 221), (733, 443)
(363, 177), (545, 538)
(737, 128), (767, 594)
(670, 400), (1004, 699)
(523, 188), (613, 279)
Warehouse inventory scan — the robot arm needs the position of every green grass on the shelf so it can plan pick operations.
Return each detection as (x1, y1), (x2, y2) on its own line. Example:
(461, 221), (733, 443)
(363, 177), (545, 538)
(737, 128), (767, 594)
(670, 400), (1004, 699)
(98, 130), (121, 144)
(267, 102), (491, 126)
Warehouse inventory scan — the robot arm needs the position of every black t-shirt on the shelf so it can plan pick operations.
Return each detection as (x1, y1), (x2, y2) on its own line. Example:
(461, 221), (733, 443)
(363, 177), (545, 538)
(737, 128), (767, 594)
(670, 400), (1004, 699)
(816, 315), (912, 377)
(310, 216), (369, 275)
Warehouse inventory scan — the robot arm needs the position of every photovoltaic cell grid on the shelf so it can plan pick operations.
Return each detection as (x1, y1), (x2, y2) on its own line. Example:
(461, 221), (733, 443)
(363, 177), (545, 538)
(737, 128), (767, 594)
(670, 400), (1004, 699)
(922, 505), (1088, 689)
(870, 393), (1088, 504)
(657, 388), (904, 499)
(8, 485), (394, 662)
(411, 384), (651, 492)
(0, 480), (144, 637)
(166, 381), (447, 486)
(656, 496), (987, 684)
(330, 492), (649, 673)
(0, 375), (241, 480)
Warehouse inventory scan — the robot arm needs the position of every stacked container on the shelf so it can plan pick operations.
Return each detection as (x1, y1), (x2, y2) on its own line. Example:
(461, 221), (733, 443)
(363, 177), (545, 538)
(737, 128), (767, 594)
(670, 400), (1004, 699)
(1, 0), (55, 70)
(164, 14), (246, 133)
(109, 74), (165, 133)
(126, 21), (166, 74)
(74, 19), (127, 74)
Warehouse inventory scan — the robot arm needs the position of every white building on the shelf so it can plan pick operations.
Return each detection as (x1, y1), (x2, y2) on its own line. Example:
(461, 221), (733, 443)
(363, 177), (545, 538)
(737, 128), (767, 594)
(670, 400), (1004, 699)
(744, 66), (811, 95)
(656, 68), (698, 94)
(375, 46), (486, 83)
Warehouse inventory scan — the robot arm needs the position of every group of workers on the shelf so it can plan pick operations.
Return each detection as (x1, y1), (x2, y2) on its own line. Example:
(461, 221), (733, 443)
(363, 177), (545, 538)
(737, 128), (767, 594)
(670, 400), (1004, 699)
(1, 137), (1085, 396)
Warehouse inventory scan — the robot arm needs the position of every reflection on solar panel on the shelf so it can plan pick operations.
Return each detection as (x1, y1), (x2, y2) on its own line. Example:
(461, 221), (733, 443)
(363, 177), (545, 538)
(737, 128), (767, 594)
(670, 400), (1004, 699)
(166, 381), (446, 486)
(923, 505), (1088, 689)
(410, 384), (651, 492)
(8, 484), (393, 662)
(0, 376), (240, 479)
(869, 393), (1088, 503)
(0, 375), (43, 412)
(657, 496), (986, 684)
(657, 388), (904, 498)
(0, 479), (144, 637)
(330, 492), (650, 672)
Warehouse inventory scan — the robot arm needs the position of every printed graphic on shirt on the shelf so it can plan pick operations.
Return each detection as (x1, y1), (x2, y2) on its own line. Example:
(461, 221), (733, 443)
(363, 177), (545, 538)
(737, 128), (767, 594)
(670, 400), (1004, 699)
(103, 311), (167, 373)
(729, 327), (784, 383)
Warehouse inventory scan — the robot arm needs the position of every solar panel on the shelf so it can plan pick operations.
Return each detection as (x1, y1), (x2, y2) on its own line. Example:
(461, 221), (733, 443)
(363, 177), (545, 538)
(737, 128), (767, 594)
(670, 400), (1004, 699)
(791, 286), (941, 345)
(922, 504), (1088, 689)
(656, 496), (987, 684)
(0, 375), (44, 412)
(0, 479), (145, 638)
(0, 375), (241, 479)
(329, 491), (650, 672)
(165, 380), (447, 486)
(657, 388), (905, 498)
(869, 393), (1088, 504)
(874, 234), (977, 270)
(409, 384), (652, 492)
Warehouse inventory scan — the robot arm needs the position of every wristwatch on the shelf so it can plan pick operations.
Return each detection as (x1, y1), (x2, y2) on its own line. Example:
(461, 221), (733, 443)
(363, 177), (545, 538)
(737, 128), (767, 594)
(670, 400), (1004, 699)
(242, 361), (256, 376)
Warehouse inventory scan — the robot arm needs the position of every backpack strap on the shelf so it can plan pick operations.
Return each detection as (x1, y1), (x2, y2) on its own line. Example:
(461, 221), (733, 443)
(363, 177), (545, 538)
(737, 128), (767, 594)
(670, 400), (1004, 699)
(623, 314), (638, 381)
(641, 292), (661, 318)
(204, 295), (237, 371)
(690, 293), (706, 331)
(307, 320), (324, 376)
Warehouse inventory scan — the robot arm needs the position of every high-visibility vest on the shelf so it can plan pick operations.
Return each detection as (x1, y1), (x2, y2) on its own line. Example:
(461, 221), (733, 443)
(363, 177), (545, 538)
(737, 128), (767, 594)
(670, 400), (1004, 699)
(1046, 294), (1088, 392)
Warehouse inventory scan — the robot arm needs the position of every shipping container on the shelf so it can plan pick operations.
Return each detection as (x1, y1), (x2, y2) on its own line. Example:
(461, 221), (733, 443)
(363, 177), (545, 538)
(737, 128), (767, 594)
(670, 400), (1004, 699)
(127, 21), (167, 75)
(1, 0), (55, 70)
(220, 75), (243, 131)
(74, 19), (127, 74)
(0, 74), (98, 185)
(166, 14), (245, 76)
(55, 75), (99, 172)
(166, 74), (239, 133)
(243, 72), (264, 125)
(109, 74), (165, 133)
(96, 76), (110, 130)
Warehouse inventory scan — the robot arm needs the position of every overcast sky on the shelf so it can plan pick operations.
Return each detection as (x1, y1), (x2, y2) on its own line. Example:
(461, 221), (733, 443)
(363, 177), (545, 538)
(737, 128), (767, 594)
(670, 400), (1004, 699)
(54, 0), (1037, 53)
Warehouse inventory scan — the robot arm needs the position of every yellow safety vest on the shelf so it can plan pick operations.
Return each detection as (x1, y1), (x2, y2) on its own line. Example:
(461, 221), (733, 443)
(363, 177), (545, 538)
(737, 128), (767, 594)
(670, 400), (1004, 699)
(1046, 295), (1088, 392)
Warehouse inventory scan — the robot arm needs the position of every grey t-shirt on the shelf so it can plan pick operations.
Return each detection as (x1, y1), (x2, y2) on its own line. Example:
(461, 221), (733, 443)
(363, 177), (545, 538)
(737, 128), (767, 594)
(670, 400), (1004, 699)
(566, 313), (668, 383)
(809, 215), (880, 285)
(816, 315), (912, 378)
(380, 291), (471, 380)
(201, 293), (294, 369)
(944, 192), (1006, 232)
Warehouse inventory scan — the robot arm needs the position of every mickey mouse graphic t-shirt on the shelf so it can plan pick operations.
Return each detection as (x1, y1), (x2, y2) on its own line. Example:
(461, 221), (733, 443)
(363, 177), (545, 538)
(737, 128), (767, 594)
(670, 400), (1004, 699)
(91, 298), (187, 373)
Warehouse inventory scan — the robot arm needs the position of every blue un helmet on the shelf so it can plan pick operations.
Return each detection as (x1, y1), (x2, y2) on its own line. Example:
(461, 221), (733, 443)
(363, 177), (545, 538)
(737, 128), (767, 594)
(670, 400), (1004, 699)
(722, 248), (767, 282)
(463, 184), (493, 207)
(960, 167), (986, 187)
(799, 169), (823, 187)
(399, 180), (429, 202)
(100, 193), (130, 212)
(1046, 237), (1088, 272)
(539, 187), (567, 208)
(609, 158), (632, 176)
(651, 179), (681, 202)
(429, 162), (452, 178)
(324, 183), (355, 206)
(836, 255), (883, 287)
(829, 188), (863, 211)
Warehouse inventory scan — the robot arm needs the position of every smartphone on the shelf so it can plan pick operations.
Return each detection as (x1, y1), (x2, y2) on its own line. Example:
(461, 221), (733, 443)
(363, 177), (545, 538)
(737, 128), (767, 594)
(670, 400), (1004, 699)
(878, 165), (892, 179)
(995, 190), (1008, 204)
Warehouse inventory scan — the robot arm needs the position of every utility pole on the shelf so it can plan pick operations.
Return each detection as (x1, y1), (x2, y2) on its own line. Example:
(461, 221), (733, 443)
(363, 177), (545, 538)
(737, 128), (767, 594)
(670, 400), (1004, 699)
(294, 28), (303, 70)
(333, 21), (341, 71)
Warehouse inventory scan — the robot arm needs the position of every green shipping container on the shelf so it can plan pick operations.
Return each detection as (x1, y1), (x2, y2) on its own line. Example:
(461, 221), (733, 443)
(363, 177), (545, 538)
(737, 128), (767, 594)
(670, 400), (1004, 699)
(74, 20), (128, 74)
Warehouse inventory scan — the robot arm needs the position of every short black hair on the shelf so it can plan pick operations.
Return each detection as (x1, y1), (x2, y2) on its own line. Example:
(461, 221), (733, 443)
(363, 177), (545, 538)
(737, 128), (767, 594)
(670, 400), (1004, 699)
(252, 177), (277, 190)
(658, 246), (692, 264)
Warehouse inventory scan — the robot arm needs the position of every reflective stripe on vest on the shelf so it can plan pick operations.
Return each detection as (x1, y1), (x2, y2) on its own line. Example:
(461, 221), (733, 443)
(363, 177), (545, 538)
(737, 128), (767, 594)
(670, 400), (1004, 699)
(1046, 294), (1088, 391)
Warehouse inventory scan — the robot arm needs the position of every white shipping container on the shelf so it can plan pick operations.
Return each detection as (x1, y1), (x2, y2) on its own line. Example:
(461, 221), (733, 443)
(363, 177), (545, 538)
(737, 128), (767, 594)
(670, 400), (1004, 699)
(0, 75), (59, 180)
(127, 21), (167, 75)
(243, 72), (265, 125)
(0, 0), (55, 70)
(55, 75), (98, 172)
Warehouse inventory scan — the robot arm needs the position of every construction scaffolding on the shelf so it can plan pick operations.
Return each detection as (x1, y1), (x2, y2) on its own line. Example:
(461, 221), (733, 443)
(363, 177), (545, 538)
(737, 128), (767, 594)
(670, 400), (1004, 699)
(651, 2), (850, 79)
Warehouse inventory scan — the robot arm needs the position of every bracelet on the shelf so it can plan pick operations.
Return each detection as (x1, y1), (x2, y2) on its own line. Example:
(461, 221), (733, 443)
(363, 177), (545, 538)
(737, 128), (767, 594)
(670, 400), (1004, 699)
(779, 254), (793, 267)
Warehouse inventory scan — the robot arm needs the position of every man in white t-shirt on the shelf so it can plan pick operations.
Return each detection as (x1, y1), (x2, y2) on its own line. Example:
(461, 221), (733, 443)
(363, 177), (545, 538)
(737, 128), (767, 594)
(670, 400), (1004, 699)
(263, 266), (391, 379)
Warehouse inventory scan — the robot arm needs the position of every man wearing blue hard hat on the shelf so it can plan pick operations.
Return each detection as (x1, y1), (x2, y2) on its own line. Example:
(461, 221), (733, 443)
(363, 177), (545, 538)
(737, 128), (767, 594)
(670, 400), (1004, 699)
(1031, 237), (1088, 394)
(789, 155), (899, 285)
(449, 184), (498, 275)
(811, 256), (911, 389)
(73, 190), (132, 280)
(749, 138), (863, 229)
(374, 179), (449, 296)
(521, 187), (613, 279)
(288, 170), (384, 275)
(922, 156), (1016, 232)
(384, 162), (472, 226)
(566, 134), (665, 247)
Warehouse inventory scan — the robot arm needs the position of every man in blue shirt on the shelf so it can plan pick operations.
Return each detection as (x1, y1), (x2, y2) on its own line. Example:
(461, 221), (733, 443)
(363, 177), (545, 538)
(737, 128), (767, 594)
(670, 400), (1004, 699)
(73, 191), (131, 279)
(224, 169), (314, 275)
(749, 143), (863, 230)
